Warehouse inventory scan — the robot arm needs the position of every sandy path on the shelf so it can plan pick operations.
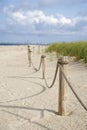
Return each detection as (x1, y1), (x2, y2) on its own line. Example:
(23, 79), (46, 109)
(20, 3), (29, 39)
(0, 45), (87, 130)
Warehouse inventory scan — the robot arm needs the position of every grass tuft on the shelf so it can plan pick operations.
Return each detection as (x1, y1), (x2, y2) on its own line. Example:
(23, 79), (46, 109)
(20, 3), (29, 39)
(46, 41), (87, 63)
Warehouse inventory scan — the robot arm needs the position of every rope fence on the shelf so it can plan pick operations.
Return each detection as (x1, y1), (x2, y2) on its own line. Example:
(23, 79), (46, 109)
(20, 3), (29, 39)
(27, 45), (87, 116)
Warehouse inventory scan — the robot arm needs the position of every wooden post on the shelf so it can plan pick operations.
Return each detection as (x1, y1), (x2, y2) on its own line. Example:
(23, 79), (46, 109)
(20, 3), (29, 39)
(41, 55), (46, 79)
(27, 46), (32, 67)
(58, 56), (68, 116)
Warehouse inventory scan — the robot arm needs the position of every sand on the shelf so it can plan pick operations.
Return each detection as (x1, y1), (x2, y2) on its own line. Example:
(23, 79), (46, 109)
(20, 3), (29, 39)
(0, 45), (87, 130)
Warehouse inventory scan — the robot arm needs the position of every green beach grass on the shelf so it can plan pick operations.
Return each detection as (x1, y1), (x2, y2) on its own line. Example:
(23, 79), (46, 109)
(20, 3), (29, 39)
(46, 41), (87, 63)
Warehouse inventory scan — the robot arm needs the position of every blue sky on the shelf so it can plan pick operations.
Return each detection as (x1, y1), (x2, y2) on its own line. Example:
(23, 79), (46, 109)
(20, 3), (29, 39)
(0, 0), (87, 43)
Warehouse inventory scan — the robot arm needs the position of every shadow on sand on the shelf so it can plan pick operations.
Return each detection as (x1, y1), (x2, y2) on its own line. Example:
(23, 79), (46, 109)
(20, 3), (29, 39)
(0, 105), (58, 130)
(0, 79), (46, 103)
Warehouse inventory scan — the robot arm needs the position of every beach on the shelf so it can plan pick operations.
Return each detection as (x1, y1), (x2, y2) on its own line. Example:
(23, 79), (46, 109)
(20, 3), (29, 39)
(0, 45), (87, 130)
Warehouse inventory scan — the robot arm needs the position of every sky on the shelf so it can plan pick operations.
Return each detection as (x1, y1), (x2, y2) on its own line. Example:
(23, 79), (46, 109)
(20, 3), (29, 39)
(0, 0), (87, 43)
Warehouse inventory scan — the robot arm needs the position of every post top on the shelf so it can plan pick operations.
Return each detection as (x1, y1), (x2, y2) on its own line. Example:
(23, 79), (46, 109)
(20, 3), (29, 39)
(58, 56), (69, 64)
(29, 49), (32, 52)
(41, 55), (46, 58)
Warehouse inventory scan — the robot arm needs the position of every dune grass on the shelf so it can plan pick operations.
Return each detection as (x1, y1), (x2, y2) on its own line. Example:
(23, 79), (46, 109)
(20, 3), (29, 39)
(46, 41), (87, 63)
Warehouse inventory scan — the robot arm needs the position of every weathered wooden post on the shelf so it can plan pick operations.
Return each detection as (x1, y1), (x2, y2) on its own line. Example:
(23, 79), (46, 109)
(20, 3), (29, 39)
(27, 45), (32, 67)
(58, 56), (68, 116)
(41, 55), (46, 79)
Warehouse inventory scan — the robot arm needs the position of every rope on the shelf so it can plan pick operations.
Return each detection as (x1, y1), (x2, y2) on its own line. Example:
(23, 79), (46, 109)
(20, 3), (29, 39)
(58, 63), (87, 111)
(31, 57), (42, 71)
(27, 47), (87, 111)
(44, 61), (59, 88)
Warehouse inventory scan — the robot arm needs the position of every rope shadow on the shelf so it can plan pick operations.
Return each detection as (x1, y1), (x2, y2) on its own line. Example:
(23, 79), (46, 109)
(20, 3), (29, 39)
(1, 109), (53, 130)
(7, 76), (42, 80)
(0, 80), (46, 103)
(0, 105), (58, 115)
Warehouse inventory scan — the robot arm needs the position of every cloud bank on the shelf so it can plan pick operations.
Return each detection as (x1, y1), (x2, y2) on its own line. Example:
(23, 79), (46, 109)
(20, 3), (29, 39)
(2, 6), (87, 36)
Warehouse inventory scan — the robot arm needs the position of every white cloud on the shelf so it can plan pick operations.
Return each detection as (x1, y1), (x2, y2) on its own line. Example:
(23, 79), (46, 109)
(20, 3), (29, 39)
(4, 7), (59, 25)
(12, 12), (26, 21)
(58, 15), (72, 25)
(4, 7), (73, 26)
(3, 6), (87, 36)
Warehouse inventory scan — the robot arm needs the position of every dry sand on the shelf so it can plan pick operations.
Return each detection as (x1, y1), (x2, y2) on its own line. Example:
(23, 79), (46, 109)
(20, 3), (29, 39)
(0, 45), (87, 130)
